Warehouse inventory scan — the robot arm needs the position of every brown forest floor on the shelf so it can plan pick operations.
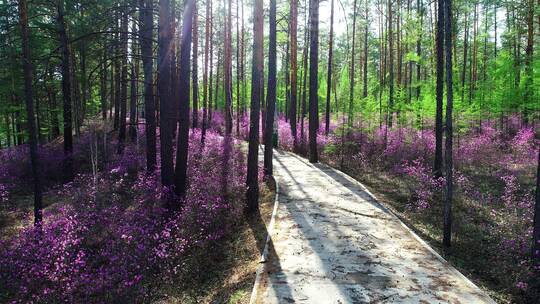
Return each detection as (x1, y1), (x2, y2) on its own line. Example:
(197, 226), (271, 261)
(156, 179), (276, 304)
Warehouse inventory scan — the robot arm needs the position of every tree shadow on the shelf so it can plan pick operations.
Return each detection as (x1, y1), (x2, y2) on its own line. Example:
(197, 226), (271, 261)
(262, 150), (494, 303)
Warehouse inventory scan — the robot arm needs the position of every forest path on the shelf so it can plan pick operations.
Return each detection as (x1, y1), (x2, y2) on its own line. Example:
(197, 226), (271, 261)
(250, 149), (494, 304)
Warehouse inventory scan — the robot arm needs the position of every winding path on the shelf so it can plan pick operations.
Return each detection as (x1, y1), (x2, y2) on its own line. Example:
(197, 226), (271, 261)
(250, 150), (494, 304)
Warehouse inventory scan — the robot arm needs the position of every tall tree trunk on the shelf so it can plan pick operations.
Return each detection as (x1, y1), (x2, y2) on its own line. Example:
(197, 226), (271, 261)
(434, 0), (444, 178)
(235, 0), (240, 135)
(174, 0), (196, 198)
(158, 0), (174, 187)
(469, 2), (478, 104)
(241, 0), (246, 115)
(524, 0), (534, 124)
(308, 0), (319, 163)
(202, 0), (211, 144)
(325, 0), (334, 135)
(264, 0), (277, 176)
(100, 47), (108, 120)
(461, 10), (469, 103)
(57, 0), (73, 181)
(19, 0), (43, 225)
(246, 0), (263, 212)
(348, 0), (358, 126)
(140, 0), (156, 172)
(192, 3), (199, 129)
(388, 0), (395, 128)
(300, 0), (308, 144)
(129, 63), (138, 143)
(416, 0), (422, 100)
(114, 14), (121, 131)
(443, 0), (453, 248)
(48, 84), (60, 138)
(290, 0), (298, 147)
(118, 6), (128, 154)
(129, 12), (139, 143)
(362, 0), (369, 99)
(224, 0), (233, 135)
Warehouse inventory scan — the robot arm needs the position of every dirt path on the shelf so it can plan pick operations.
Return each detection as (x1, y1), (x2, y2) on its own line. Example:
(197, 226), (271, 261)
(250, 150), (495, 304)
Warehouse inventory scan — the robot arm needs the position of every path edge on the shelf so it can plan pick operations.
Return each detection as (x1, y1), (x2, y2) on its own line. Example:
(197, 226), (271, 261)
(248, 170), (281, 304)
(315, 159), (497, 304)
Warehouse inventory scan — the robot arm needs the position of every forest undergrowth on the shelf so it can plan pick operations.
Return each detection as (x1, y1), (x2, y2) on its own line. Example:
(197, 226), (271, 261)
(0, 119), (273, 303)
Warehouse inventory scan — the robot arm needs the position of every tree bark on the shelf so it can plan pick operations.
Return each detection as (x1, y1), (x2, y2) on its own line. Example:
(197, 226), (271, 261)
(362, 0), (369, 99)
(348, 0), (358, 126)
(158, 0), (174, 187)
(388, 0), (395, 128)
(308, 0), (319, 163)
(117, 5), (128, 154)
(57, 0), (73, 181)
(224, 0), (233, 135)
(325, 0), (334, 135)
(443, 0), (453, 248)
(264, 0), (277, 176)
(19, 0), (43, 225)
(290, 0), (298, 147)
(246, 0), (264, 213)
(192, 3), (199, 129)
(140, 0), (156, 172)
(174, 0), (196, 198)
(434, 0), (444, 178)
(202, 0), (211, 144)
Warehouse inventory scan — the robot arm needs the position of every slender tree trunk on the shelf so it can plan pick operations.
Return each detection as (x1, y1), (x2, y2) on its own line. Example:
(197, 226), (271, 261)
(117, 6), (128, 154)
(325, 0), (334, 135)
(416, 0), (422, 100)
(48, 85), (60, 138)
(348, 0), (358, 126)
(192, 3), (199, 129)
(101, 47), (108, 120)
(129, 63), (138, 143)
(443, 0), (453, 248)
(300, 0), (308, 144)
(461, 10), (469, 103)
(57, 0), (73, 181)
(202, 0), (211, 144)
(174, 0), (196, 198)
(129, 13), (139, 143)
(524, 0), (534, 124)
(308, 0), (319, 163)
(434, 0), (444, 178)
(140, 0), (156, 172)
(264, 0), (277, 176)
(241, 0), (246, 115)
(223, 0), (233, 135)
(388, 0), (395, 128)
(114, 15), (121, 131)
(247, 0), (263, 212)
(290, 0), (298, 147)
(158, 0), (174, 187)
(19, 0), (43, 225)
(362, 0), (369, 99)
(235, 0), (241, 135)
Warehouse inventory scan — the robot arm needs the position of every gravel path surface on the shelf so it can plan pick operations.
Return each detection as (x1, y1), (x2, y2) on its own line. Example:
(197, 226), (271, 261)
(251, 150), (495, 304)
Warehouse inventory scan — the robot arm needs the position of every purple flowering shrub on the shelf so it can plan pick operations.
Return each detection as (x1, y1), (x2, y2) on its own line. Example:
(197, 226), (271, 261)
(0, 129), (248, 303)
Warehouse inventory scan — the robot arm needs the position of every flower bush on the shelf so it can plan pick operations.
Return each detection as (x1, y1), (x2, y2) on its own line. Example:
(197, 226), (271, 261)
(0, 129), (248, 303)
